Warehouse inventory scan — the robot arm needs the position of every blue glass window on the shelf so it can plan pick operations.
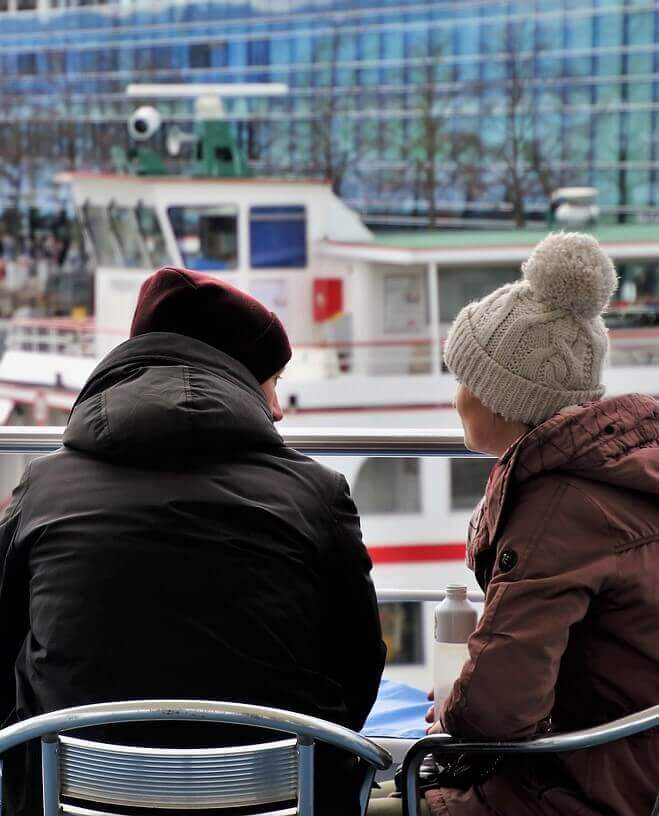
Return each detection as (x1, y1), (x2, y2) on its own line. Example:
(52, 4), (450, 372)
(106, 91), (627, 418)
(382, 30), (404, 61)
(564, 15), (593, 49)
(17, 52), (37, 74)
(628, 10), (654, 45)
(626, 170), (651, 206)
(628, 111), (651, 159)
(454, 21), (480, 56)
(629, 52), (652, 74)
(594, 13), (622, 46)
(248, 39), (270, 66)
(189, 43), (211, 69)
(249, 206), (307, 269)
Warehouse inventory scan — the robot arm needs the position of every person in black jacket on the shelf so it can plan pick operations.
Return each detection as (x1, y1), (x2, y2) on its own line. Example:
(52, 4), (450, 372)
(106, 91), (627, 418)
(0, 267), (386, 815)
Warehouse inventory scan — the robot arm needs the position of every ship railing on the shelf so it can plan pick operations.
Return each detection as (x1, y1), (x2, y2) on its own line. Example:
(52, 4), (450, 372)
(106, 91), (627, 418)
(294, 340), (434, 377)
(0, 316), (100, 357)
(376, 589), (483, 603)
(0, 428), (486, 606)
(0, 318), (657, 370)
(0, 426), (481, 456)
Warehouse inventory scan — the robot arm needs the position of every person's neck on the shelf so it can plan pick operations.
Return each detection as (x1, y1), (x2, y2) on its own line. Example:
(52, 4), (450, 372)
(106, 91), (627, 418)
(488, 422), (529, 458)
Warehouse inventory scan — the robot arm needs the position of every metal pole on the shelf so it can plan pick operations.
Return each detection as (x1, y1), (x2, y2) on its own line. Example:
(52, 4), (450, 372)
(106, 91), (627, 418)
(427, 261), (441, 376)
(376, 589), (484, 604)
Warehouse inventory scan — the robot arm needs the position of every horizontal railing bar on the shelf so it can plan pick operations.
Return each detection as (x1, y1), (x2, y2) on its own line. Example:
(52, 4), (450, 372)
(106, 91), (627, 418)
(376, 589), (484, 603)
(0, 427), (486, 457)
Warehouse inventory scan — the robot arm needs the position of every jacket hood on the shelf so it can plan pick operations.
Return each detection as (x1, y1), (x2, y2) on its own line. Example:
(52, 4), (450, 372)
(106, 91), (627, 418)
(468, 393), (659, 575)
(63, 332), (283, 462)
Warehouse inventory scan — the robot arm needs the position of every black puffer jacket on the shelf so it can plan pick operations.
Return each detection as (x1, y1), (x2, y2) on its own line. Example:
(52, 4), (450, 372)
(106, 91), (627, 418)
(0, 332), (385, 814)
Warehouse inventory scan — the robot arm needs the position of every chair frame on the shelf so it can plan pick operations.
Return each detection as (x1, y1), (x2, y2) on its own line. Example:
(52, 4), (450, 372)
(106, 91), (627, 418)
(0, 699), (392, 816)
(400, 704), (659, 816)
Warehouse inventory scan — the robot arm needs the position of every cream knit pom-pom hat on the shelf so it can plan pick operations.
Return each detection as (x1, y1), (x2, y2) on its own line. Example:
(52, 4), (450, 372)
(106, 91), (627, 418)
(444, 232), (618, 426)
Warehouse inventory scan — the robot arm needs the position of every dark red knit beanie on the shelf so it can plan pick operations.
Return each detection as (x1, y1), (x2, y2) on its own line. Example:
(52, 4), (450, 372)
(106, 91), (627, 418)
(130, 267), (292, 383)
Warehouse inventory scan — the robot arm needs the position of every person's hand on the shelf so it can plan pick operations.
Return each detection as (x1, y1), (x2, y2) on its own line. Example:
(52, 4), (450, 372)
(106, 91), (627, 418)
(426, 719), (446, 735)
(425, 687), (435, 725)
(424, 688), (447, 734)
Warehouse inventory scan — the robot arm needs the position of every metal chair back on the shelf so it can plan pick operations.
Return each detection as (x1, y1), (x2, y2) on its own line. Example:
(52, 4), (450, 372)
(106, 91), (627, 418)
(51, 733), (298, 814)
(0, 700), (392, 816)
(400, 704), (659, 816)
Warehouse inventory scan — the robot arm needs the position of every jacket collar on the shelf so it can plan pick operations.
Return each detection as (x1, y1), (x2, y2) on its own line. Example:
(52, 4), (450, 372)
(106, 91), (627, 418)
(466, 394), (659, 584)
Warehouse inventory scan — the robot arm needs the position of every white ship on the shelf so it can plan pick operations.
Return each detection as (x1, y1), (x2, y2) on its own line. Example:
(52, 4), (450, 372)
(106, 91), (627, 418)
(1, 86), (658, 688)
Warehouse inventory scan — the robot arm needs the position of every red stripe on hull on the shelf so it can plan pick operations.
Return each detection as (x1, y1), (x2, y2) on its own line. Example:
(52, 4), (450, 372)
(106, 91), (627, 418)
(368, 542), (466, 563)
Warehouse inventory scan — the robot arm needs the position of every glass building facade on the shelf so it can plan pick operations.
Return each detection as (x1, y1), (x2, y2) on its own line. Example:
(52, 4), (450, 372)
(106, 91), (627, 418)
(1, 0), (658, 224)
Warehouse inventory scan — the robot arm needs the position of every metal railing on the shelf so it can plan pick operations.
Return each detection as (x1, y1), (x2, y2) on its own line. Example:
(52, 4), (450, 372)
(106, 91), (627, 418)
(0, 426), (485, 456)
(376, 589), (483, 603)
(1, 316), (656, 374)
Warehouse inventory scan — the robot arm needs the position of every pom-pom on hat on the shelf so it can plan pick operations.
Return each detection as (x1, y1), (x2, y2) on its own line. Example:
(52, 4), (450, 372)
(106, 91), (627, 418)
(444, 232), (618, 426)
(130, 267), (292, 384)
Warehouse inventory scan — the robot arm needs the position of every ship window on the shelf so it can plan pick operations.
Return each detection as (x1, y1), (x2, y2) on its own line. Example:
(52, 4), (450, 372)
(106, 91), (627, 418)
(108, 204), (150, 269)
(379, 602), (423, 665)
(439, 268), (519, 323)
(82, 204), (123, 268)
(353, 458), (421, 514)
(450, 459), (494, 510)
(249, 206), (307, 269)
(168, 205), (238, 271)
(135, 204), (172, 267)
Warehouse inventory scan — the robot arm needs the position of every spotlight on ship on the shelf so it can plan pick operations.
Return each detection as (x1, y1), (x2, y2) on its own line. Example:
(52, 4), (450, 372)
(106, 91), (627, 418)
(128, 106), (162, 141)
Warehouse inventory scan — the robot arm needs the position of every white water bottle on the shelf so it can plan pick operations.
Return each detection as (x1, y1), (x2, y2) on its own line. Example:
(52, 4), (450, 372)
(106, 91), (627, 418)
(433, 585), (478, 720)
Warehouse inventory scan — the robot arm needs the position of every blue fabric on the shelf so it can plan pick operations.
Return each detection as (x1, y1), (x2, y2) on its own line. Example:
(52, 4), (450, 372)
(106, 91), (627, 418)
(362, 679), (428, 738)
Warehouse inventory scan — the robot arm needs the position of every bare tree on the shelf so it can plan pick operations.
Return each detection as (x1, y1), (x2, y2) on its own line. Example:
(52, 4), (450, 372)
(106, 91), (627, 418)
(382, 42), (487, 227)
(305, 25), (353, 193)
(0, 92), (60, 252)
(485, 20), (564, 227)
(0, 93), (30, 217)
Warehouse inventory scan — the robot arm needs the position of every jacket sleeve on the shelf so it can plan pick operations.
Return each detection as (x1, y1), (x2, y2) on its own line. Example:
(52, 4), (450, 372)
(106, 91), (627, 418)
(441, 477), (614, 740)
(0, 466), (31, 724)
(327, 474), (386, 731)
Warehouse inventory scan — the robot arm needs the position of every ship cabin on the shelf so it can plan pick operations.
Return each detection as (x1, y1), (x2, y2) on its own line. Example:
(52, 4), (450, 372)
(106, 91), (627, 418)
(26, 173), (659, 411)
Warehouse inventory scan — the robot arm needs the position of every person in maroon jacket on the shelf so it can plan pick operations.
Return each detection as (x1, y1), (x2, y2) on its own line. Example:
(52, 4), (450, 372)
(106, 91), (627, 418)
(421, 232), (659, 816)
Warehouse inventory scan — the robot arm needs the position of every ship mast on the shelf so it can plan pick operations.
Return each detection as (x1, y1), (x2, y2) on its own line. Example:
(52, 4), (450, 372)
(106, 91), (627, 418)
(116, 83), (288, 179)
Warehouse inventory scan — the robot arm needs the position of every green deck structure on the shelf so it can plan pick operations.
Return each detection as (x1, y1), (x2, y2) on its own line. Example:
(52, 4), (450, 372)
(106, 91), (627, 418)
(372, 223), (659, 250)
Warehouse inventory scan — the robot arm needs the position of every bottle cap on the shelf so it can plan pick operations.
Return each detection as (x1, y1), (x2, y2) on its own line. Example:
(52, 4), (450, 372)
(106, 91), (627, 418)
(445, 584), (468, 599)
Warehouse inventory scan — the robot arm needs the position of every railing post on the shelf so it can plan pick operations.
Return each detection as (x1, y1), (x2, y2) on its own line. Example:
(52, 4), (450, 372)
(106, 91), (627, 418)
(427, 261), (441, 376)
(297, 736), (315, 816)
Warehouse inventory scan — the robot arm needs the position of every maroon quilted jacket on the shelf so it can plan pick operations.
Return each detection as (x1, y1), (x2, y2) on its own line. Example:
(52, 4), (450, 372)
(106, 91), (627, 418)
(427, 393), (659, 816)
